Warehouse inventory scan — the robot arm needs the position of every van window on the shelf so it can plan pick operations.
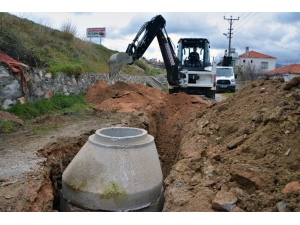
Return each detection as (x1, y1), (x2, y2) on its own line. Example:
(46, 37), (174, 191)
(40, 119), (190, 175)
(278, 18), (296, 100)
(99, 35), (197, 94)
(216, 67), (233, 77)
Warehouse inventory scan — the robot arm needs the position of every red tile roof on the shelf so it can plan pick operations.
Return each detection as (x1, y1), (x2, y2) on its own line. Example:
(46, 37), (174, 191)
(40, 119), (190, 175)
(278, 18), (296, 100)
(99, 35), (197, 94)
(239, 50), (277, 59)
(266, 64), (300, 75)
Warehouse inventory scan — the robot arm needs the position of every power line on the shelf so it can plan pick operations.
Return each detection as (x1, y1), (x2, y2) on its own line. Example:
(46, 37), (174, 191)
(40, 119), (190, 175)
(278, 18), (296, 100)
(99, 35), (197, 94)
(232, 12), (250, 29)
(235, 31), (300, 53)
(233, 36), (243, 54)
(234, 12), (257, 32)
(294, 53), (300, 64)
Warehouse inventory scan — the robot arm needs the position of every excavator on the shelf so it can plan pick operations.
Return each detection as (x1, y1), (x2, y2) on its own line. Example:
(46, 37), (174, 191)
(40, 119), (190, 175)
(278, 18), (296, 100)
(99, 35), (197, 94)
(109, 14), (218, 99)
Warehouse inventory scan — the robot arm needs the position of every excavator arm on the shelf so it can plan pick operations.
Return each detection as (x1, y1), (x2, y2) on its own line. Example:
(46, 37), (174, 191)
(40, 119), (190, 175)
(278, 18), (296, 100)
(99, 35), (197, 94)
(109, 15), (180, 85)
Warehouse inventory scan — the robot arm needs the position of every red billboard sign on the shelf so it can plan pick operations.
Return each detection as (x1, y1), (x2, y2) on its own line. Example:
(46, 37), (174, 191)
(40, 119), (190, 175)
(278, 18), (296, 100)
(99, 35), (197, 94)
(86, 28), (106, 38)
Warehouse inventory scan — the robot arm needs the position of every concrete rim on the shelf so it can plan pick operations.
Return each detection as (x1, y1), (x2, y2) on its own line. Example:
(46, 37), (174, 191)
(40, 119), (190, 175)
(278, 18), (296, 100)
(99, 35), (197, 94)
(91, 127), (153, 147)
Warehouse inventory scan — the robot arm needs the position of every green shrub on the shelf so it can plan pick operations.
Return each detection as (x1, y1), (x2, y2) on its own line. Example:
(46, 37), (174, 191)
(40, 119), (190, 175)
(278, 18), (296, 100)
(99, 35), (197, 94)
(134, 60), (147, 70)
(0, 120), (19, 133)
(47, 63), (83, 76)
(6, 93), (89, 120)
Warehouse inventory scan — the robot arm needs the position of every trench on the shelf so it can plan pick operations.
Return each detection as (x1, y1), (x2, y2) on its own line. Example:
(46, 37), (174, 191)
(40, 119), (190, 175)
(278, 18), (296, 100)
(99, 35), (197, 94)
(37, 124), (181, 212)
(37, 135), (90, 211)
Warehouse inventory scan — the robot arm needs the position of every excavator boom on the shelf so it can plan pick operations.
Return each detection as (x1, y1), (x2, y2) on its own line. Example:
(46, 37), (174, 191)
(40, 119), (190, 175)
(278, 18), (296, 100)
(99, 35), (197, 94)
(109, 15), (179, 85)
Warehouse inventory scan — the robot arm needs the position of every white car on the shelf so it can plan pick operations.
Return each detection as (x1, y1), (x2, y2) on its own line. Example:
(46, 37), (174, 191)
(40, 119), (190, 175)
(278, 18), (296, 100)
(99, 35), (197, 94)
(216, 66), (236, 92)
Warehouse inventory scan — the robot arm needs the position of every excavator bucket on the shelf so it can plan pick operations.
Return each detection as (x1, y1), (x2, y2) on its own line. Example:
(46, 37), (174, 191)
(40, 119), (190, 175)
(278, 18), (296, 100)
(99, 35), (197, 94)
(109, 52), (133, 78)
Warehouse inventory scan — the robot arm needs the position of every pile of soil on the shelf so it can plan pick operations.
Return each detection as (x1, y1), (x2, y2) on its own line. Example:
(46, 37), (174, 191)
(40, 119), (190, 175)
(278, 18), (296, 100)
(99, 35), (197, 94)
(163, 77), (300, 212)
(85, 80), (210, 175)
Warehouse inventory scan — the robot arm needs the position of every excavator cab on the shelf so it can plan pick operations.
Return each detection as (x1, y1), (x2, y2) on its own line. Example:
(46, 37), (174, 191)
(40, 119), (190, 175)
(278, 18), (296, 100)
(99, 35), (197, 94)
(177, 38), (211, 71)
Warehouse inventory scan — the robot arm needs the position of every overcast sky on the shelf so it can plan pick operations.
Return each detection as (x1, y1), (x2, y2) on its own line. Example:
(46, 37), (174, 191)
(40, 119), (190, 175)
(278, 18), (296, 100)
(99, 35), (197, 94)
(6, 1), (300, 66)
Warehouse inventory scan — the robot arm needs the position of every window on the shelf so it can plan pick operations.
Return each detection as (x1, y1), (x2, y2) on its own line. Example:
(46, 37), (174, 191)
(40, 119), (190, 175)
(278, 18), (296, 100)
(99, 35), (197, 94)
(261, 62), (268, 69)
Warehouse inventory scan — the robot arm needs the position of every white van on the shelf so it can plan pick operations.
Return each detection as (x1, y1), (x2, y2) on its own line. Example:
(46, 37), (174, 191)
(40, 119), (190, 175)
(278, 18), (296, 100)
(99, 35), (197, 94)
(216, 66), (236, 92)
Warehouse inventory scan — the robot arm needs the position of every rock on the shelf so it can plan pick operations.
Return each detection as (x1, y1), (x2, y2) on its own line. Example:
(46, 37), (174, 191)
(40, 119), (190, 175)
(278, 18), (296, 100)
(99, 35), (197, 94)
(230, 187), (244, 196)
(282, 181), (300, 194)
(17, 97), (26, 104)
(229, 164), (274, 190)
(199, 178), (216, 187)
(189, 173), (202, 186)
(263, 107), (284, 125)
(227, 135), (247, 150)
(206, 147), (218, 156)
(212, 190), (237, 212)
(276, 201), (286, 212)
(197, 119), (209, 128)
(0, 66), (10, 77)
(284, 149), (290, 156)
(0, 178), (9, 182)
(219, 121), (239, 137)
(217, 104), (228, 112)
(45, 73), (52, 79)
(283, 76), (300, 90)
(173, 160), (191, 173)
(3, 80), (20, 95)
(36, 87), (44, 97)
(2, 99), (16, 109)
(45, 90), (52, 99)
(254, 148), (266, 159)
(0, 111), (24, 125)
(230, 206), (245, 212)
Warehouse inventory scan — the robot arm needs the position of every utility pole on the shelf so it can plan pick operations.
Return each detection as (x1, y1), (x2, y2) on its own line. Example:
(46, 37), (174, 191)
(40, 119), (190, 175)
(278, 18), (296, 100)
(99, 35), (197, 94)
(224, 15), (239, 57)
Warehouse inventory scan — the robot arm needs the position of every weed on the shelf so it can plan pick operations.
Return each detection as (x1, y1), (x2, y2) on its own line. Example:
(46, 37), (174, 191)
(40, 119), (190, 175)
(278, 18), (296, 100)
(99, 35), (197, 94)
(31, 124), (59, 135)
(6, 93), (89, 120)
(221, 90), (237, 98)
(134, 60), (147, 70)
(0, 120), (19, 134)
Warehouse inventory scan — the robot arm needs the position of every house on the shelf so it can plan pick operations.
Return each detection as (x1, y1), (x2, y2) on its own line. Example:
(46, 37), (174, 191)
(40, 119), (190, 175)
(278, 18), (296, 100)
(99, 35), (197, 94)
(153, 61), (165, 69)
(263, 64), (300, 81)
(237, 47), (277, 71)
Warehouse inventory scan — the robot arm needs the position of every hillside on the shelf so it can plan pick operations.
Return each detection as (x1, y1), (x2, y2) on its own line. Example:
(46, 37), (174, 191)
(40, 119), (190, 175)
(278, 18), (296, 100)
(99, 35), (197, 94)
(0, 12), (164, 76)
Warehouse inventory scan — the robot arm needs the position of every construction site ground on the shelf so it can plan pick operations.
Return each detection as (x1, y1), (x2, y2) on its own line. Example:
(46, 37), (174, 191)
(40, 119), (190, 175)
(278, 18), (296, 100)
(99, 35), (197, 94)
(1, 77), (300, 214)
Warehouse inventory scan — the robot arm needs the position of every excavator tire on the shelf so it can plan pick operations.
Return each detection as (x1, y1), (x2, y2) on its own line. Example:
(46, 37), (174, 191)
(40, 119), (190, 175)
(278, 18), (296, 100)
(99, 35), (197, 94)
(205, 89), (215, 99)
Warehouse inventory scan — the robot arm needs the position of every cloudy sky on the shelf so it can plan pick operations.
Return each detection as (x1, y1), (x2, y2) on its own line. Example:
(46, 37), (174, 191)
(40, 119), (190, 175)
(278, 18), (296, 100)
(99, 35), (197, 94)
(7, 1), (300, 66)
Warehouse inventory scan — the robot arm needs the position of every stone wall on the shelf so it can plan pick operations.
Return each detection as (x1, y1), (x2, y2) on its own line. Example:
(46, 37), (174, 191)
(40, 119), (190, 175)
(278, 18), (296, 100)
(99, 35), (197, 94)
(0, 66), (158, 109)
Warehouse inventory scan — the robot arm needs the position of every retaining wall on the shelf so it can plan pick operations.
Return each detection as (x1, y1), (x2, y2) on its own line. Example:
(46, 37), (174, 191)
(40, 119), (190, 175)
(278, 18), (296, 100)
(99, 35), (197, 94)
(0, 66), (158, 109)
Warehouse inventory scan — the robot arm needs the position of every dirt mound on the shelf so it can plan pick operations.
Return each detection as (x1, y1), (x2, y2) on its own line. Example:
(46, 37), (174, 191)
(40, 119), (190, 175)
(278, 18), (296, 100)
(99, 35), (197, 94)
(164, 78), (300, 212)
(85, 80), (210, 176)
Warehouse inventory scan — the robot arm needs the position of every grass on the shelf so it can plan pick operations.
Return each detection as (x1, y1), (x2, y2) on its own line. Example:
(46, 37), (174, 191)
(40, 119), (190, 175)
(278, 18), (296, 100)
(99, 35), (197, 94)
(1, 93), (93, 134)
(0, 12), (165, 76)
(6, 93), (92, 120)
(31, 124), (59, 135)
(0, 120), (20, 133)
(220, 90), (238, 98)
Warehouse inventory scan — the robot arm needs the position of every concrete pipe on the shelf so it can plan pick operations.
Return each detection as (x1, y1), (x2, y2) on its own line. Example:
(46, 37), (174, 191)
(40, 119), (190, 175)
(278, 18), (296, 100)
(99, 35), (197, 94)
(61, 127), (164, 212)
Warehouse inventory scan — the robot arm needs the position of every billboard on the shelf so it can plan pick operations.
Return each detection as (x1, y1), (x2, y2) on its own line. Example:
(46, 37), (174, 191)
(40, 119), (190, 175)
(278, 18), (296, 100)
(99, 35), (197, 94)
(86, 28), (106, 38)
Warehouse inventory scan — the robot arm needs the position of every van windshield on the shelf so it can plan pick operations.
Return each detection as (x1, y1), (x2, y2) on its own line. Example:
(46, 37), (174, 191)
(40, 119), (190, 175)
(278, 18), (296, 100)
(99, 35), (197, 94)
(216, 68), (233, 77)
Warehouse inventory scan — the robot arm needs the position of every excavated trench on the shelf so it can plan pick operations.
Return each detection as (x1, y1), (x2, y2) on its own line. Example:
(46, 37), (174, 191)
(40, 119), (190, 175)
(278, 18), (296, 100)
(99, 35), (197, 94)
(32, 81), (210, 211)
(37, 135), (90, 211)
(36, 118), (182, 212)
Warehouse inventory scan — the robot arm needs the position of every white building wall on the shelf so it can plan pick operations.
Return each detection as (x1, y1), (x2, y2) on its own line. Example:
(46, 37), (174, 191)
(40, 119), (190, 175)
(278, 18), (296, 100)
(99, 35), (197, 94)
(237, 58), (276, 71)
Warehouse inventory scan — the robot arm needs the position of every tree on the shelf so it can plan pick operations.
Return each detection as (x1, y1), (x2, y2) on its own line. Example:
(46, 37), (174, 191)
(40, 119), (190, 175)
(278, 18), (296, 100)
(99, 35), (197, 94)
(240, 62), (264, 81)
